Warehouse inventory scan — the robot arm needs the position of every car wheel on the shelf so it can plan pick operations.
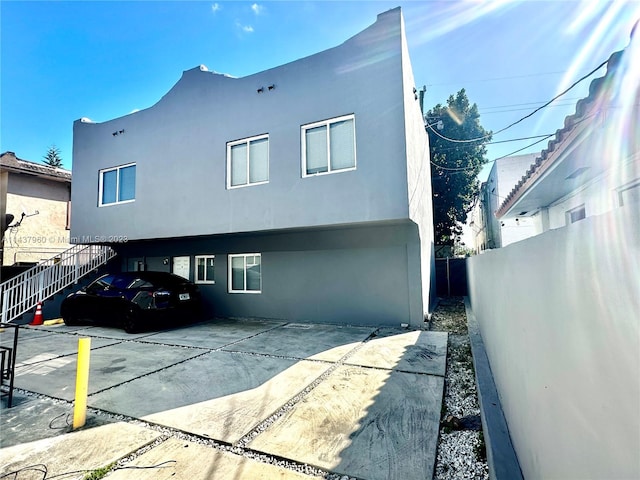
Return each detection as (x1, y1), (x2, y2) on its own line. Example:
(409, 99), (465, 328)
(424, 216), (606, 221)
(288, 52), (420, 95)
(123, 306), (141, 334)
(61, 305), (80, 326)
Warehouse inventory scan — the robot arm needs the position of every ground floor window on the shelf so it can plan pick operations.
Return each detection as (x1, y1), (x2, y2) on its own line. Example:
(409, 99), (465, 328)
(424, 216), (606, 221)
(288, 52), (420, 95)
(195, 255), (215, 284)
(228, 253), (261, 293)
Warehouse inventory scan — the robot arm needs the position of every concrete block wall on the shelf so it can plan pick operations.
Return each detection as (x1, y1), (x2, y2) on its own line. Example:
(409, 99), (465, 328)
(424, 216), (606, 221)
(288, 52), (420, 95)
(467, 205), (640, 479)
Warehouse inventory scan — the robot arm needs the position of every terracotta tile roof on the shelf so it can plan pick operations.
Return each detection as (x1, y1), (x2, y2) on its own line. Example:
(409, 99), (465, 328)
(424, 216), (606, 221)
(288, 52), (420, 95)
(0, 151), (71, 182)
(495, 47), (625, 218)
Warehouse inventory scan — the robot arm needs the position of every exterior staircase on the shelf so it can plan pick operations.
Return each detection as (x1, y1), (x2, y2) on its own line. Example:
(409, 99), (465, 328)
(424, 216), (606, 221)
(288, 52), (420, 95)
(0, 244), (117, 324)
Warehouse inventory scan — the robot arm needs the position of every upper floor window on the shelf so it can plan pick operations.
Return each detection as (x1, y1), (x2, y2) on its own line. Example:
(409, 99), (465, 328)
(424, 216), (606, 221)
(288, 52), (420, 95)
(616, 179), (640, 207)
(566, 204), (586, 225)
(99, 163), (136, 206)
(302, 114), (356, 177)
(227, 135), (269, 188)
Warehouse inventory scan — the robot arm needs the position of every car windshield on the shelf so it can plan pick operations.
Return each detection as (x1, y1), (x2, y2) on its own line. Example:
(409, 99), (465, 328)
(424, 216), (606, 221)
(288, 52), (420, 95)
(128, 278), (154, 289)
(91, 275), (116, 290)
(111, 276), (133, 290)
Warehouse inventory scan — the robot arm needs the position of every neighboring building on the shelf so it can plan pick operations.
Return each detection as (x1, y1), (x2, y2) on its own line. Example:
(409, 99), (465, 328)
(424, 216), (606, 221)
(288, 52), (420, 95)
(70, 8), (436, 327)
(469, 153), (538, 253)
(467, 27), (639, 480)
(0, 151), (72, 266)
(497, 45), (639, 231)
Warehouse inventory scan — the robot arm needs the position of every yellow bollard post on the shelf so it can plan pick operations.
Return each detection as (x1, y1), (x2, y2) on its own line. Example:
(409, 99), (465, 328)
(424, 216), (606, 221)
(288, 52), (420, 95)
(73, 337), (91, 429)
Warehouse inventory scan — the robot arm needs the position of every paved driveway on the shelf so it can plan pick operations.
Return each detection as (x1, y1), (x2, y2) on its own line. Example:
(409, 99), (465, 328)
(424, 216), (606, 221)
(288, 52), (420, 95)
(1, 319), (446, 480)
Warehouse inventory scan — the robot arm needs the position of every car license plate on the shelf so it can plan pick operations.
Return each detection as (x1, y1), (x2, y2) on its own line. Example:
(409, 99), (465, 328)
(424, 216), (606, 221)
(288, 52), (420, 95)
(179, 293), (190, 301)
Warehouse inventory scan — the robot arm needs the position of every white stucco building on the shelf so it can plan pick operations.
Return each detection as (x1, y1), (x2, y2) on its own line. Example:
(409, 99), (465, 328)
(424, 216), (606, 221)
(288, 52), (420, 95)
(470, 153), (538, 252)
(70, 8), (436, 327)
(497, 44), (639, 231)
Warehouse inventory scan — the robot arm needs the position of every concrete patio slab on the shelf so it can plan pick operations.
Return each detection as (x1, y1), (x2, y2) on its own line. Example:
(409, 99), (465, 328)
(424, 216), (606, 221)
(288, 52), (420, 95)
(0, 421), (160, 480)
(1, 393), (114, 448)
(249, 365), (444, 480)
(106, 438), (316, 480)
(46, 324), (160, 340)
(14, 341), (208, 400)
(139, 318), (286, 349)
(224, 323), (376, 361)
(7, 334), (121, 366)
(346, 330), (448, 376)
(1, 325), (61, 342)
(34, 323), (101, 334)
(91, 351), (329, 443)
(2, 320), (446, 480)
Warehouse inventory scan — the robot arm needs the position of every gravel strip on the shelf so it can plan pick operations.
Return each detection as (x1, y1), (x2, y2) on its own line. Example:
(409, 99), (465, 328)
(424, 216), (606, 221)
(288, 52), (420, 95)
(430, 297), (489, 480)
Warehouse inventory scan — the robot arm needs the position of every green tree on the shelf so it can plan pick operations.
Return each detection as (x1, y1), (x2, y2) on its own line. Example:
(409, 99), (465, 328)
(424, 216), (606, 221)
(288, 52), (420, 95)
(43, 145), (63, 168)
(426, 89), (492, 245)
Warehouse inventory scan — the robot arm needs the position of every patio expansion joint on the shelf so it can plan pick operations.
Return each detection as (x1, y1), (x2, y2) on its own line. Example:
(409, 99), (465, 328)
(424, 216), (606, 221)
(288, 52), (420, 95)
(87, 349), (211, 397)
(342, 361), (447, 378)
(1, 388), (348, 479)
(232, 328), (383, 449)
(16, 392), (357, 480)
(132, 320), (289, 352)
(219, 348), (336, 365)
(12, 341), (125, 371)
(124, 418), (355, 479)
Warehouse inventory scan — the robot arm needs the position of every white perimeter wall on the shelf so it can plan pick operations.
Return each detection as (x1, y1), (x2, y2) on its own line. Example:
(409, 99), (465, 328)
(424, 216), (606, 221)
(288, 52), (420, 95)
(468, 205), (640, 479)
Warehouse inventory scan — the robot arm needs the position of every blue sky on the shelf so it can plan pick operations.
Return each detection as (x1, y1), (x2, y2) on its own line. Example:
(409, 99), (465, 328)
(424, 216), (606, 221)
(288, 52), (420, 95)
(1, 1), (638, 178)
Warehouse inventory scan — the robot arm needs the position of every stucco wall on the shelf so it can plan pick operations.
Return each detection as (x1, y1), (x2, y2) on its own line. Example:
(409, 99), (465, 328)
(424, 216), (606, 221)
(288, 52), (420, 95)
(112, 221), (421, 327)
(467, 205), (640, 479)
(3, 175), (71, 265)
(71, 8), (411, 242)
(400, 12), (435, 314)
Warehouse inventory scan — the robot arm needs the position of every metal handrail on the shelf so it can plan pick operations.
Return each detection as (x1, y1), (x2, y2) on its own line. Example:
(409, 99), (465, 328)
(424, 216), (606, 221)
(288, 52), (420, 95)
(0, 244), (117, 323)
(0, 322), (19, 407)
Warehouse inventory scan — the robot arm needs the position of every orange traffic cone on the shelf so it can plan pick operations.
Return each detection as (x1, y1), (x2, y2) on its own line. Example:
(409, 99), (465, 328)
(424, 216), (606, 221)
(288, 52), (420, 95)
(30, 302), (44, 326)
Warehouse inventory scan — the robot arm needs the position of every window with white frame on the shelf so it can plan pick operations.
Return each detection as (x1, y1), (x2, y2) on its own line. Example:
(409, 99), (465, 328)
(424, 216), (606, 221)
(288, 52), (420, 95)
(617, 179), (640, 207)
(227, 135), (269, 188)
(566, 204), (586, 225)
(302, 114), (356, 176)
(195, 255), (215, 284)
(228, 253), (261, 293)
(99, 163), (136, 206)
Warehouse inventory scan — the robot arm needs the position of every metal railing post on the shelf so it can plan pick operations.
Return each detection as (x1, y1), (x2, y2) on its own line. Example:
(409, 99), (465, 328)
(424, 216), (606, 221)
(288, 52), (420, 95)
(447, 257), (451, 297)
(75, 247), (80, 284)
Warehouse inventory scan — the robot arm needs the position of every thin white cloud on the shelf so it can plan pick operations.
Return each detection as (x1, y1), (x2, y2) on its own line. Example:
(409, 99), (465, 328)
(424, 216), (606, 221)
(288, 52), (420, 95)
(235, 20), (254, 33)
(211, 3), (221, 13)
(251, 3), (264, 15)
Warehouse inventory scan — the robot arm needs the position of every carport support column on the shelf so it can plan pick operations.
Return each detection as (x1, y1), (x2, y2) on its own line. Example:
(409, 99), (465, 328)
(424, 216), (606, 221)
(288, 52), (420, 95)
(73, 338), (91, 429)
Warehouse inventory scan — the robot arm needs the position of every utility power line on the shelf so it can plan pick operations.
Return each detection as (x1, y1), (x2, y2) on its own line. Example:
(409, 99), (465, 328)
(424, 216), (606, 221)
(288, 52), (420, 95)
(426, 56), (609, 144)
(479, 103), (579, 115)
(480, 98), (581, 110)
(426, 70), (573, 86)
(431, 113), (596, 174)
(430, 133), (555, 173)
